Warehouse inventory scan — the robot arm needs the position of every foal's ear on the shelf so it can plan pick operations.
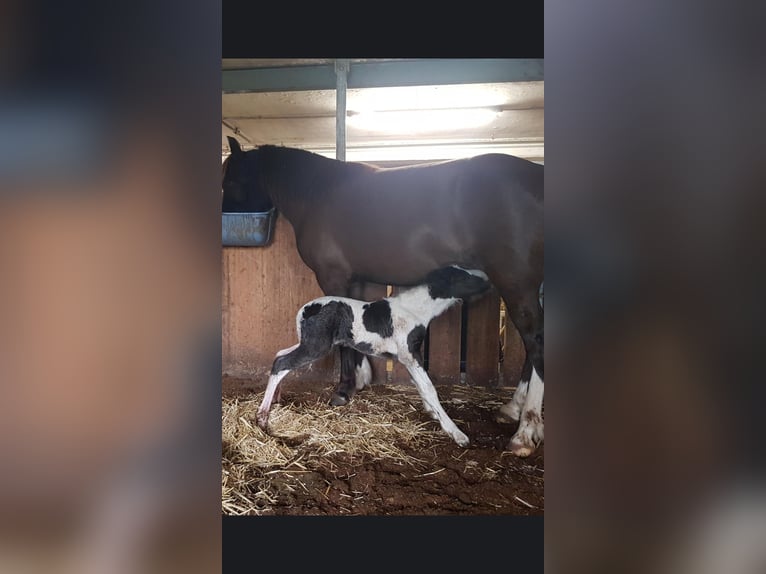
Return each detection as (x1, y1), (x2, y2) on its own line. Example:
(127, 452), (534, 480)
(227, 136), (242, 155)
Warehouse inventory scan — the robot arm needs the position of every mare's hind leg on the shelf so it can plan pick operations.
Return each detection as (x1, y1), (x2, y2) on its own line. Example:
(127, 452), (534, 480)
(257, 341), (332, 431)
(511, 365), (544, 456)
(497, 356), (532, 423)
(500, 288), (544, 457)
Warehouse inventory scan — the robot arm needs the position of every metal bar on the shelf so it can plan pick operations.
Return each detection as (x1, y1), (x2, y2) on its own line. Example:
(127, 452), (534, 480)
(223, 59), (543, 93)
(221, 119), (252, 144)
(223, 64), (336, 93)
(335, 59), (349, 161)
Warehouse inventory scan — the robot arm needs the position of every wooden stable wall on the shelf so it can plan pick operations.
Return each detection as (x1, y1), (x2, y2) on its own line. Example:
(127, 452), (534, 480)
(222, 215), (526, 387)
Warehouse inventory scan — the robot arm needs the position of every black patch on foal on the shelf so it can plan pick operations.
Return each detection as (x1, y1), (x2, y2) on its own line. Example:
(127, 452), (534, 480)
(272, 301), (356, 375)
(353, 341), (375, 355)
(302, 302), (323, 321)
(407, 325), (426, 356)
(362, 300), (394, 338)
(329, 301), (355, 341)
(298, 301), (355, 348)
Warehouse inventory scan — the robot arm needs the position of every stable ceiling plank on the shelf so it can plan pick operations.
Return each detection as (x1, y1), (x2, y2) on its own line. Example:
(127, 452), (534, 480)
(226, 108), (543, 147)
(223, 59), (543, 93)
(222, 82), (544, 120)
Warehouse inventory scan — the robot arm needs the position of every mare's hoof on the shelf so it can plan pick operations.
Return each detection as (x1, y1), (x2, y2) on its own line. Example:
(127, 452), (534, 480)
(329, 392), (350, 406)
(507, 414), (544, 457)
(508, 435), (538, 458)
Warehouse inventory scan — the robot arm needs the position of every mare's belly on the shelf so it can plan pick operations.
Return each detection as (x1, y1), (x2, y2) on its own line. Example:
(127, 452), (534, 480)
(303, 211), (479, 285)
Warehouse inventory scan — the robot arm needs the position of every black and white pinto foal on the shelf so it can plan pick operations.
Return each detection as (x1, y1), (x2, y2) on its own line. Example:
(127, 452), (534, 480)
(256, 266), (491, 446)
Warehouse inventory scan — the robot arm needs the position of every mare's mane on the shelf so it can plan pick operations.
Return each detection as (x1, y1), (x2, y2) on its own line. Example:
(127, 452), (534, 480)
(241, 146), (377, 202)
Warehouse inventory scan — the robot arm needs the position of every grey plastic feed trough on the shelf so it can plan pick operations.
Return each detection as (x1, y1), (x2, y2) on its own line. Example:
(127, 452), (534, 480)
(222, 209), (276, 247)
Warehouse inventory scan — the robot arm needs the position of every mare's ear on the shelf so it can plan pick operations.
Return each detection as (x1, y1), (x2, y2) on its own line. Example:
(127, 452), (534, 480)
(227, 136), (242, 155)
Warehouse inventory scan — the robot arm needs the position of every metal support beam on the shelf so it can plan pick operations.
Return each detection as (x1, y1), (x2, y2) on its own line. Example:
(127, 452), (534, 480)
(335, 59), (349, 161)
(223, 59), (543, 94)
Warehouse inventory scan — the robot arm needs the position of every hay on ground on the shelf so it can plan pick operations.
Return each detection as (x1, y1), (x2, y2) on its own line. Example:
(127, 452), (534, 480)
(222, 384), (456, 515)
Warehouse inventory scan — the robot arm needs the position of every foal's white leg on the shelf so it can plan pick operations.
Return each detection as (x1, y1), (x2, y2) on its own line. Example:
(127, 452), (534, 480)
(508, 367), (544, 457)
(276, 343), (300, 357)
(272, 343), (300, 403)
(420, 397), (439, 420)
(497, 378), (529, 423)
(355, 356), (373, 390)
(403, 360), (470, 447)
(408, 371), (438, 421)
(256, 368), (290, 430)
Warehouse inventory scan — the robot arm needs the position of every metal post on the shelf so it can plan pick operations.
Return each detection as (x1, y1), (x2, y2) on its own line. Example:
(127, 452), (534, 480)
(334, 59), (349, 161)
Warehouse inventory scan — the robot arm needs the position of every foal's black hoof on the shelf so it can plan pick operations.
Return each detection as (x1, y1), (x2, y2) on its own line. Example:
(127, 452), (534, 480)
(329, 392), (350, 406)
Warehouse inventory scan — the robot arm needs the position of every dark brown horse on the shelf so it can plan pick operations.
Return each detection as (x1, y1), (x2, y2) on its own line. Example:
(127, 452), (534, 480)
(222, 137), (544, 456)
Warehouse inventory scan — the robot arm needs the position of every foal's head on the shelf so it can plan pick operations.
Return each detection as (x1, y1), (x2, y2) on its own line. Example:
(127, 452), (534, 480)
(222, 136), (274, 213)
(425, 266), (491, 301)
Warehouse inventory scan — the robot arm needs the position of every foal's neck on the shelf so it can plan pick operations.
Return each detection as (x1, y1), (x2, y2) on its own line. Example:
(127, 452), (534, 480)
(392, 285), (459, 324)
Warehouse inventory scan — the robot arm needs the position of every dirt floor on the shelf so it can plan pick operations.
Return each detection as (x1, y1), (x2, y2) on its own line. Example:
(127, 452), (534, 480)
(222, 375), (543, 516)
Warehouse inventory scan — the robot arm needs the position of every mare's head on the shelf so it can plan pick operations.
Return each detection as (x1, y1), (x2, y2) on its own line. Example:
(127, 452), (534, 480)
(222, 136), (274, 213)
(425, 266), (491, 302)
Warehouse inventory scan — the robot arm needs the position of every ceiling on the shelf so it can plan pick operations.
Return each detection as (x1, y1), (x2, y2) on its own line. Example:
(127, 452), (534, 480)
(222, 58), (401, 70)
(222, 59), (544, 164)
